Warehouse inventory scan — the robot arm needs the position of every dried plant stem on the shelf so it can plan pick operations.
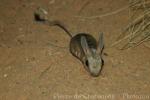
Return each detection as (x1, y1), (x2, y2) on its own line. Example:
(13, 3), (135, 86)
(75, 6), (129, 19)
(111, 10), (150, 47)
(111, 19), (144, 47)
(123, 11), (150, 32)
(131, 34), (150, 47)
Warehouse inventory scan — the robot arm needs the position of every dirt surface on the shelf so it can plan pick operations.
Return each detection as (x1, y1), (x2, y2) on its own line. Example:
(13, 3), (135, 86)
(0, 0), (150, 100)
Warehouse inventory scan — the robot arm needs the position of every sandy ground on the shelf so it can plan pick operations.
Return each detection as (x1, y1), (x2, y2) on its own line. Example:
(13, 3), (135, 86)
(0, 0), (150, 100)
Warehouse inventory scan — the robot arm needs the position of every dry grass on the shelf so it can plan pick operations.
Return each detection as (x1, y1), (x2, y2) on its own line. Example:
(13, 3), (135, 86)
(112, 0), (150, 49)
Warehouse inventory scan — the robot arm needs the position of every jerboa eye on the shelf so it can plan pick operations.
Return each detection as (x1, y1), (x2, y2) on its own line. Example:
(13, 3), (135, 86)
(85, 60), (89, 67)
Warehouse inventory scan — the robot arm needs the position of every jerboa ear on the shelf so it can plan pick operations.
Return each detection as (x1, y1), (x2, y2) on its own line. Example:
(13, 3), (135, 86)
(97, 33), (104, 54)
(81, 36), (91, 55)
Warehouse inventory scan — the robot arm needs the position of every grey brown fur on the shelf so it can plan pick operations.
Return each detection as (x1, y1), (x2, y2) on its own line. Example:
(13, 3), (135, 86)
(34, 8), (104, 77)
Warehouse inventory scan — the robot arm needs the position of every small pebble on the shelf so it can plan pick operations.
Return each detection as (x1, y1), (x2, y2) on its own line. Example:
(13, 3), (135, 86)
(19, 27), (23, 31)
(49, 0), (55, 4)
(4, 74), (8, 78)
